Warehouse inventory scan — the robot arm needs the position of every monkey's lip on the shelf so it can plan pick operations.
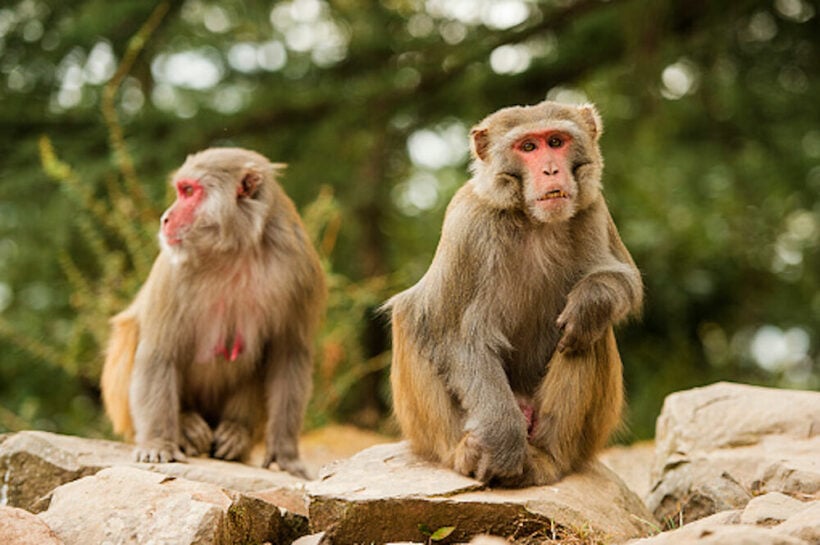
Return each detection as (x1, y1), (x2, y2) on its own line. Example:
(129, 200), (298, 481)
(536, 190), (570, 201)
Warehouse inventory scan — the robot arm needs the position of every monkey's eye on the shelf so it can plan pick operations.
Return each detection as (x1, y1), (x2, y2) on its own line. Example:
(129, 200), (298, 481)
(520, 141), (537, 152)
(179, 184), (194, 197)
(548, 136), (564, 148)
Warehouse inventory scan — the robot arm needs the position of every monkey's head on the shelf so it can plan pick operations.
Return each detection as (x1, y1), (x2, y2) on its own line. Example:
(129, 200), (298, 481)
(159, 147), (285, 258)
(468, 100), (603, 224)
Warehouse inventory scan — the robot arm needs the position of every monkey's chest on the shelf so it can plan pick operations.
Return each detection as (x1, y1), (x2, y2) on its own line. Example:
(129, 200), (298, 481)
(191, 297), (266, 366)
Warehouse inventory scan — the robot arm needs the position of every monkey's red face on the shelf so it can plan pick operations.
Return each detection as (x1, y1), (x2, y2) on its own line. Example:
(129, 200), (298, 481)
(513, 130), (576, 223)
(161, 178), (205, 246)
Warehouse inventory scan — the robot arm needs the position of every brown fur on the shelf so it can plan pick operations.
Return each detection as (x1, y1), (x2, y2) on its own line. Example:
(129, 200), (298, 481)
(387, 100), (642, 487)
(101, 148), (326, 478)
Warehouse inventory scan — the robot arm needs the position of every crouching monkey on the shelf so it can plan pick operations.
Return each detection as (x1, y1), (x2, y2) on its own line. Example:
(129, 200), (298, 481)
(101, 147), (326, 478)
(386, 100), (642, 487)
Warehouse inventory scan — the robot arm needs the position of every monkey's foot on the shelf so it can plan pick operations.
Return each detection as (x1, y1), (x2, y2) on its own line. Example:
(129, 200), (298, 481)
(505, 447), (564, 487)
(180, 411), (213, 456)
(134, 440), (186, 463)
(213, 420), (251, 461)
(452, 432), (525, 484)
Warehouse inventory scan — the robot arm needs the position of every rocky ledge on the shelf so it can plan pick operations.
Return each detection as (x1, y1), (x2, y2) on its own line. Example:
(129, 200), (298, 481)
(0, 381), (818, 544)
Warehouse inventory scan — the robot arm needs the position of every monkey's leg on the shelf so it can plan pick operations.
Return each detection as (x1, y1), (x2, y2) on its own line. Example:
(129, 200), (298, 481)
(390, 315), (467, 471)
(262, 342), (312, 479)
(523, 327), (623, 486)
(180, 411), (213, 456)
(129, 344), (186, 463)
(213, 382), (261, 461)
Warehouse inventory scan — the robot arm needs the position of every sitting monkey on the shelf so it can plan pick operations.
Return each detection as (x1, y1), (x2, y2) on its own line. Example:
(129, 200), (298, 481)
(101, 148), (326, 478)
(386, 100), (642, 487)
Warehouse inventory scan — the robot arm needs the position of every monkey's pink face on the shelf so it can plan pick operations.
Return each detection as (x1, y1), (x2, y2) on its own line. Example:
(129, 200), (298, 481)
(513, 130), (577, 222)
(161, 178), (205, 246)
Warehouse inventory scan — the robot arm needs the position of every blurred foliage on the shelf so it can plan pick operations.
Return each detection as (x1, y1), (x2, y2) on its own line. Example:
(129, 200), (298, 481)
(0, 0), (817, 440)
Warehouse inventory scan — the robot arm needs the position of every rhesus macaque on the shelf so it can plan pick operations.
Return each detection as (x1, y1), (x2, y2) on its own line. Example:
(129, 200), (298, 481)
(387, 100), (642, 487)
(101, 148), (325, 478)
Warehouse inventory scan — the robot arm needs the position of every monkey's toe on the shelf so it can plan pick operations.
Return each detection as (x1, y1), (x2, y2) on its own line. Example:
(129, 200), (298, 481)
(213, 421), (251, 461)
(181, 412), (213, 456)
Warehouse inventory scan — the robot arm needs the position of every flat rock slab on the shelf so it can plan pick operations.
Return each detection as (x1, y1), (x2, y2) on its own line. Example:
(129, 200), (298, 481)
(38, 466), (306, 545)
(0, 505), (64, 545)
(307, 442), (657, 544)
(0, 430), (304, 512)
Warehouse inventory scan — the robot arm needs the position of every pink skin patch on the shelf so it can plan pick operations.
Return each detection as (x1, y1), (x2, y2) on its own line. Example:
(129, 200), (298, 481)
(518, 399), (538, 440)
(512, 131), (574, 211)
(214, 331), (245, 362)
(162, 179), (205, 245)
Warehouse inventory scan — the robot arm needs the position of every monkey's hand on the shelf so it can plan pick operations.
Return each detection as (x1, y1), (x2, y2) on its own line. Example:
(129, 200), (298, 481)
(213, 420), (252, 461)
(453, 415), (527, 483)
(264, 454), (310, 480)
(134, 439), (186, 463)
(556, 284), (614, 353)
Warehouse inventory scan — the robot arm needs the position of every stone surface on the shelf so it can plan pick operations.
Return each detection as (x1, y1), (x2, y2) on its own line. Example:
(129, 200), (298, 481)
(0, 505), (64, 545)
(739, 493), (811, 527)
(0, 430), (304, 512)
(647, 382), (820, 525)
(307, 441), (657, 544)
(627, 498), (819, 545)
(600, 441), (655, 499)
(629, 524), (808, 545)
(772, 501), (820, 544)
(38, 466), (306, 545)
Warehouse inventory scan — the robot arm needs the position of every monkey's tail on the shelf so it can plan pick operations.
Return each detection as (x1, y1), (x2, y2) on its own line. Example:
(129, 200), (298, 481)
(100, 312), (139, 440)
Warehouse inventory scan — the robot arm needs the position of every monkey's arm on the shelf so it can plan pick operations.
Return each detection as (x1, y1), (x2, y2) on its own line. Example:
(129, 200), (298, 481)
(557, 204), (643, 353)
(400, 204), (529, 479)
(129, 340), (185, 463)
(261, 338), (311, 479)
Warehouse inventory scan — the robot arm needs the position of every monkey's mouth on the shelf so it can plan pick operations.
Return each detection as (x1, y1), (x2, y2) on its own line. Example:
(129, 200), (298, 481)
(536, 189), (569, 202)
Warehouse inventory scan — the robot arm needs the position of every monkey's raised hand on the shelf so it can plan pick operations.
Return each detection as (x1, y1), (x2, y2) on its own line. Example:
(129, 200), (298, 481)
(556, 280), (616, 354)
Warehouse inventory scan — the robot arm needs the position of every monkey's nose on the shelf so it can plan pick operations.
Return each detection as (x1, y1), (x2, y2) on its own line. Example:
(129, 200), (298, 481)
(543, 166), (560, 176)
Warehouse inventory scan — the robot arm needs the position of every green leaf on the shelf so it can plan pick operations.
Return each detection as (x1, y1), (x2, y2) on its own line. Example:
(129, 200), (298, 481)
(429, 526), (456, 541)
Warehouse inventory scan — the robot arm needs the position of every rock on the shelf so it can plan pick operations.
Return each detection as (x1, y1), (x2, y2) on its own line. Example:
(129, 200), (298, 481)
(629, 523), (808, 545)
(307, 441), (657, 544)
(739, 493), (811, 526)
(627, 498), (819, 545)
(647, 382), (820, 525)
(772, 501), (820, 544)
(0, 430), (304, 512)
(600, 441), (655, 499)
(0, 505), (64, 545)
(38, 466), (306, 545)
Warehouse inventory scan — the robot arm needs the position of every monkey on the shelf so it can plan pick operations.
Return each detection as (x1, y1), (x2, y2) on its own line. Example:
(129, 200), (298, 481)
(386, 100), (642, 487)
(100, 147), (326, 479)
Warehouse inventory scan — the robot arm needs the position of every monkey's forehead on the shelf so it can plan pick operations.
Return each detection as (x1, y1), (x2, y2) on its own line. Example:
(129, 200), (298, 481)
(478, 101), (592, 133)
(172, 147), (284, 180)
(184, 147), (272, 168)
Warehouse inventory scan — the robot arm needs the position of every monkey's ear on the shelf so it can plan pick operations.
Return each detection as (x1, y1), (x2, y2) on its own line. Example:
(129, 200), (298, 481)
(470, 128), (490, 162)
(577, 104), (603, 141)
(237, 171), (262, 199)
